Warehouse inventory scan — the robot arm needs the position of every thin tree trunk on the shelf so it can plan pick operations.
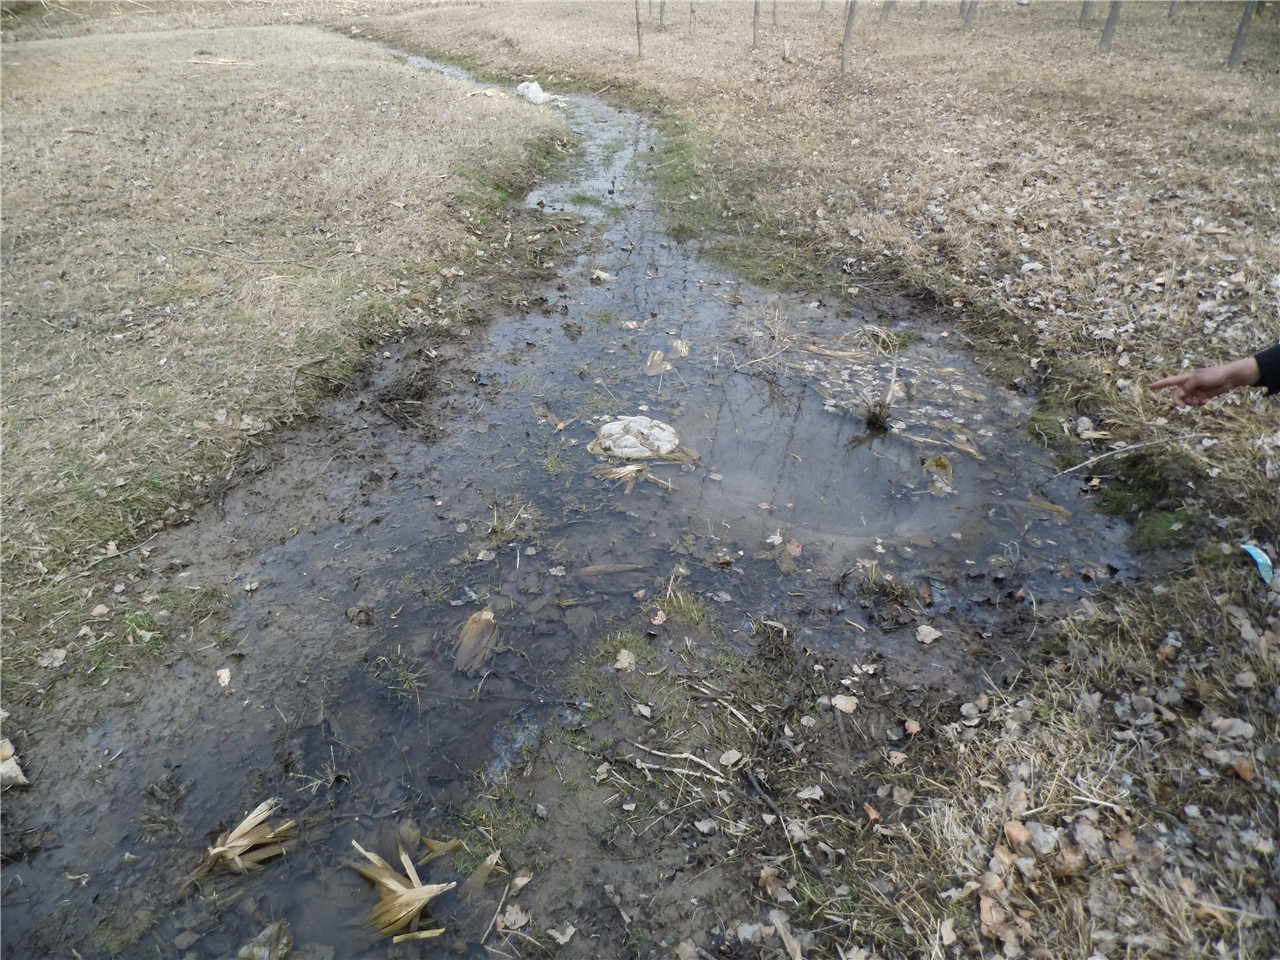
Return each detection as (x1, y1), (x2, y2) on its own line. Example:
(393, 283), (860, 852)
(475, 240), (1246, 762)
(773, 0), (779, 25)
(1167, 0), (1180, 18)
(881, 0), (897, 22)
(1229, 0), (1256, 69)
(635, 0), (643, 57)
(753, 0), (761, 49)
(659, 0), (666, 29)
(689, 0), (696, 28)
(963, 0), (978, 30)
(1099, 0), (1120, 52)
(842, 0), (858, 72)
(1080, 1), (1094, 22)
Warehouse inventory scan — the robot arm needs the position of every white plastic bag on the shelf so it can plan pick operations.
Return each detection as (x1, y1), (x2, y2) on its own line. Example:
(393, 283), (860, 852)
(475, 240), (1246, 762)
(588, 417), (680, 459)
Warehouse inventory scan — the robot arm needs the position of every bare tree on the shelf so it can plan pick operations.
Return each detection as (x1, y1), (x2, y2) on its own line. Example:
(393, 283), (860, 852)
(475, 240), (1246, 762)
(689, 0), (696, 28)
(659, 0), (666, 30)
(1080, 1), (1095, 22)
(773, 0), (779, 25)
(842, 0), (858, 72)
(881, 0), (897, 22)
(1099, 0), (1121, 52)
(1229, 0), (1257, 70)
(1167, 1), (1180, 18)
(635, 0), (643, 57)
(754, 0), (761, 49)
(963, 0), (979, 30)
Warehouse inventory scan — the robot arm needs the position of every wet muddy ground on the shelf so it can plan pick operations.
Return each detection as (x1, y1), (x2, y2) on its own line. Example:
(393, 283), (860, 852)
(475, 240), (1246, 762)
(2, 54), (1134, 959)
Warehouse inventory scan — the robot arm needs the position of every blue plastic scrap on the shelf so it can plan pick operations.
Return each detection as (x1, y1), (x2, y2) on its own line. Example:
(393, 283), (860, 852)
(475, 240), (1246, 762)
(1241, 544), (1274, 585)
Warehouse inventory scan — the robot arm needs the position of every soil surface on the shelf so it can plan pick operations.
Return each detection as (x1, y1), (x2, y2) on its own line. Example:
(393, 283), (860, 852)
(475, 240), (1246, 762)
(0, 46), (1145, 960)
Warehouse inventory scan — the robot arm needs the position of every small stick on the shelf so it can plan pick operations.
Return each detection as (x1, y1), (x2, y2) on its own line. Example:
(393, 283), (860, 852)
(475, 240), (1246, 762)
(629, 741), (722, 777)
(481, 880), (512, 944)
(1050, 434), (1199, 479)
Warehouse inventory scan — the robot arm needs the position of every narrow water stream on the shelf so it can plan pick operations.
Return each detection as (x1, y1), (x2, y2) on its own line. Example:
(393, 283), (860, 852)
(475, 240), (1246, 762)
(2, 51), (1133, 959)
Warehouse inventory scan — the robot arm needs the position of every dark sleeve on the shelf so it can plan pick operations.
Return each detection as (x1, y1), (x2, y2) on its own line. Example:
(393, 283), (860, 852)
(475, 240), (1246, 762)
(1257, 344), (1280, 395)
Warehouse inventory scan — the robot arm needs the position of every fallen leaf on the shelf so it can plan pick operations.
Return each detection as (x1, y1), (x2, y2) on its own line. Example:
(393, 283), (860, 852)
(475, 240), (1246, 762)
(785, 538), (803, 558)
(923, 454), (953, 488)
(37, 648), (67, 669)
(1004, 820), (1031, 847)
(613, 649), (636, 672)
(719, 749), (743, 767)
(905, 719), (922, 735)
(497, 904), (530, 930)
(796, 785), (824, 801)
(547, 923), (576, 945)
(650, 609), (667, 626)
(939, 916), (956, 946)
(887, 751), (908, 767)
(91, 604), (110, 617)
(916, 624), (943, 645)
(831, 694), (859, 714)
(863, 802), (881, 822)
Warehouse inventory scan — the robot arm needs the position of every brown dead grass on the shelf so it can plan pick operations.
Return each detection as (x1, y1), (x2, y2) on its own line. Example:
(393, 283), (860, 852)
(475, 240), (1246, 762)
(1, 16), (568, 662)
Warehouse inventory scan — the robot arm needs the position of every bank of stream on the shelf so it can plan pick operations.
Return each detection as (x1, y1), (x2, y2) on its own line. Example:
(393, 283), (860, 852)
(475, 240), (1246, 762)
(1, 50), (1134, 959)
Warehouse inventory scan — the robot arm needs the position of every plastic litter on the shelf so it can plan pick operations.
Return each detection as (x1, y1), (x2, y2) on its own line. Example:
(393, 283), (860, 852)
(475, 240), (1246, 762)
(515, 81), (552, 105)
(588, 416), (680, 459)
(1242, 544), (1273, 585)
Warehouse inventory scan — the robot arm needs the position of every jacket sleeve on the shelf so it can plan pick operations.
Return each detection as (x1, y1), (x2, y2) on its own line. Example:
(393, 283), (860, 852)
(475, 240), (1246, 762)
(1257, 344), (1280, 395)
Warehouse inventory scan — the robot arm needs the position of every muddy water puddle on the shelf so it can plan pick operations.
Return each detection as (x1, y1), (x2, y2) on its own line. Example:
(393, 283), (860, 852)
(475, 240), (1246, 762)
(3, 55), (1132, 959)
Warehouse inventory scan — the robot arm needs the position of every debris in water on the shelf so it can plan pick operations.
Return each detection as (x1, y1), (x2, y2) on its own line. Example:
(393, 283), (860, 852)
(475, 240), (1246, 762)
(455, 610), (498, 675)
(643, 350), (674, 376)
(669, 338), (691, 358)
(460, 848), (501, 901)
(923, 454), (954, 495)
(181, 798), (295, 899)
(515, 80), (552, 104)
(236, 920), (293, 960)
(588, 416), (680, 459)
(350, 840), (455, 939)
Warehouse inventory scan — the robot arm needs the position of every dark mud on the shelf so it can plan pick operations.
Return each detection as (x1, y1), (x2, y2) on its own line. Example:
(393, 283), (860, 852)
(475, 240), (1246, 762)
(1, 53), (1133, 960)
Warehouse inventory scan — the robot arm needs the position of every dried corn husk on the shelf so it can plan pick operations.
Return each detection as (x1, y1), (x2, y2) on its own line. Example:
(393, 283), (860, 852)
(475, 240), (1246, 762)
(179, 798), (295, 900)
(351, 840), (455, 937)
(454, 610), (498, 675)
(459, 848), (501, 902)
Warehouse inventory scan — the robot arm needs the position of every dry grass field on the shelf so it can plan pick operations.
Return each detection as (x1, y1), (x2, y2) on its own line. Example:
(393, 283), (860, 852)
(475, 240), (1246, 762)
(2, 6), (569, 664)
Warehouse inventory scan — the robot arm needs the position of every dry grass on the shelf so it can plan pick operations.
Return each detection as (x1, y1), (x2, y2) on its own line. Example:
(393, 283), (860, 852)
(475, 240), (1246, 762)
(1, 16), (567, 665)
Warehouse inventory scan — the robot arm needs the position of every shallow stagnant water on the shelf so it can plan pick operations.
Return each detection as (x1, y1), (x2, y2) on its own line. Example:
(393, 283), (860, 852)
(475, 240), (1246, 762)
(2, 53), (1133, 959)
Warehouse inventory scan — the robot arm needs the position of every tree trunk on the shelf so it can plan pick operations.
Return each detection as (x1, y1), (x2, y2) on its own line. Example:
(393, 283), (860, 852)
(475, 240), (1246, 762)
(689, 0), (696, 28)
(881, 0), (897, 22)
(963, 0), (978, 30)
(1229, 1), (1256, 69)
(634, 0), (643, 57)
(659, 0), (666, 29)
(773, 0), (779, 25)
(1099, 0), (1120, 52)
(753, 0), (761, 49)
(1167, 0), (1180, 17)
(1080, 1), (1094, 22)
(842, 0), (858, 72)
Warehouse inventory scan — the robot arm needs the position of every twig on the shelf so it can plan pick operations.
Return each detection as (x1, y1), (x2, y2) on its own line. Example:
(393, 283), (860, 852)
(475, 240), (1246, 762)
(481, 880), (512, 944)
(183, 245), (319, 270)
(1050, 434), (1199, 479)
(629, 741), (722, 777)
(630, 756), (726, 784)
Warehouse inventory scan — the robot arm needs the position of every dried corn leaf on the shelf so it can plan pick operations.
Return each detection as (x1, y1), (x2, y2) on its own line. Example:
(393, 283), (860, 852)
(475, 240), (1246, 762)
(416, 835), (463, 866)
(460, 848), (502, 902)
(351, 840), (455, 937)
(454, 610), (498, 675)
(180, 798), (295, 899)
